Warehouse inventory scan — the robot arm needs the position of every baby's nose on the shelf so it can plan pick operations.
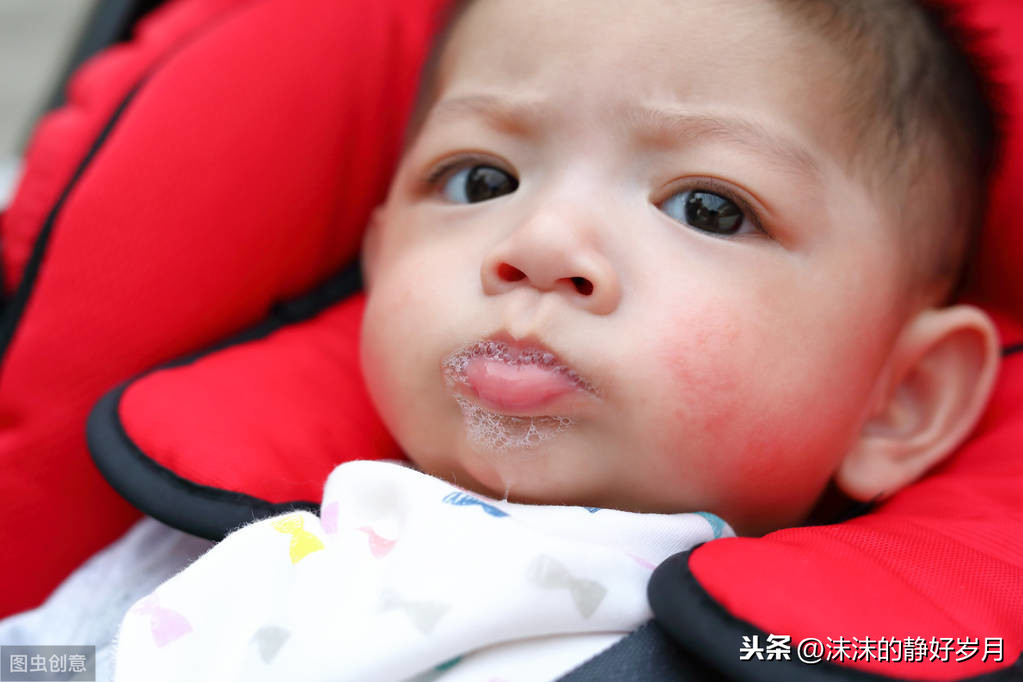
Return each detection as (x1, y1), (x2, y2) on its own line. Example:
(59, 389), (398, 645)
(480, 208), (621, 315)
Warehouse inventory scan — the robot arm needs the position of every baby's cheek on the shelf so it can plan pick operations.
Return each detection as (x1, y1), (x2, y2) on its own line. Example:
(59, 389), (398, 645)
(647, 308), (821, 504)
(361, 274), (443, 415)
(652, 309), (751, 443)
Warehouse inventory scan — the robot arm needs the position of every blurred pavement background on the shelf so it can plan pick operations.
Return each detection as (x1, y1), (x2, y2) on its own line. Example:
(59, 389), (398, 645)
(0, 0), (95, 207)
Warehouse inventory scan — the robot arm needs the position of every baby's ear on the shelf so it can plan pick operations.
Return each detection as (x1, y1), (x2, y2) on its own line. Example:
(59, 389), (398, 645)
(360, 205), (387, 289)
(836, 305), (1000, 502)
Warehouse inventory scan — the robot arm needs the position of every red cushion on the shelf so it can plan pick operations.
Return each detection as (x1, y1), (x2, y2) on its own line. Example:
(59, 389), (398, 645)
(88, 289), (402, 539)
(970, 0), (1023, 315)
(0, 0), (446, 616)
(120, 294), (394, 506)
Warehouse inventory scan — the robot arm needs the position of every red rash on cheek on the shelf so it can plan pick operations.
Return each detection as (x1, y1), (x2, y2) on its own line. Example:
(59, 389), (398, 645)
(649, 307), (811, 509)
(655, 311), (748, 445)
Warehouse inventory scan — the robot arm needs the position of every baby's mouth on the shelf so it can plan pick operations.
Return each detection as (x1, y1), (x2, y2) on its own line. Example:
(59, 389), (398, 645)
(441, 337), (597, 416)
(442, 336), (598, 454)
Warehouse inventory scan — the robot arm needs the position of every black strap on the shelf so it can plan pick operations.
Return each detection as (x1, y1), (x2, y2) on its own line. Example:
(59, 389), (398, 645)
(560, 608), (1022, 682)
(556, 621), (729, 682)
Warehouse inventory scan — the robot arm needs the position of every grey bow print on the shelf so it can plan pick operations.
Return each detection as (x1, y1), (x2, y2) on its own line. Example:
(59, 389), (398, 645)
(527, 554), (607, 618)
(250, 625), (290, 663)
(379, 589), (450, 634)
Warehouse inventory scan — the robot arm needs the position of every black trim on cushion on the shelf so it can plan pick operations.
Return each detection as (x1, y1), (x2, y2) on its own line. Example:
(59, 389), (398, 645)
(87, 262), (362, 540)
(88, 383), (319, 540)
(648, 549), (1023, 682)
(1005, 343), (1023, 357)
(0, 0), (262, 379)
(0, 86), (140, 376)
(160, 257), (364, 368)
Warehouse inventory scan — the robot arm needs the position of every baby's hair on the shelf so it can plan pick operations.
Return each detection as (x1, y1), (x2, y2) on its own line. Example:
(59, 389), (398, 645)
(406, 0), (1004, 302)
(770, 0), (1004, 301)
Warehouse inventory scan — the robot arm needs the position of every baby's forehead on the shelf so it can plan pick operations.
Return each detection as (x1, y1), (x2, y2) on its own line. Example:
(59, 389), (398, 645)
(435, 0), (853, 141)
(430, 0), (913, 169)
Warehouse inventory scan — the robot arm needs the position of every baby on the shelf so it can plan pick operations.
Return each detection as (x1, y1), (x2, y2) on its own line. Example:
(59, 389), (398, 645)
(111, 0), (1003, 679)
(359, 0), (1002, 535)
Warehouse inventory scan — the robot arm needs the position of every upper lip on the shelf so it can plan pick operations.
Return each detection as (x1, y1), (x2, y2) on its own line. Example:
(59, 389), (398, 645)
(441, 331), (598, 395)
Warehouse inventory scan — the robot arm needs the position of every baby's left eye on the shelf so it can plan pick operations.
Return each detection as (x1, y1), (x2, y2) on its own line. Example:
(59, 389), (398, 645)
(659, 190), (749, 236)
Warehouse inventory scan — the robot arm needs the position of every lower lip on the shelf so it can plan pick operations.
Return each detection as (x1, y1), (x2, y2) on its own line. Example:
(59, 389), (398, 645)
(464, 357), (584, 412)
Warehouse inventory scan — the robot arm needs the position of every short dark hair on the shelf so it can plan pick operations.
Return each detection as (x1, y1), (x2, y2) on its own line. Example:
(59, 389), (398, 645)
(406, 0), (1004, 302)
(770, 0), (1004, 301)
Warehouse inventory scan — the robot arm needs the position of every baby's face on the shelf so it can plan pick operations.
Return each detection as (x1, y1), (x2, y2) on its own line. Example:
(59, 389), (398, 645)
(361, 0), (914, 534)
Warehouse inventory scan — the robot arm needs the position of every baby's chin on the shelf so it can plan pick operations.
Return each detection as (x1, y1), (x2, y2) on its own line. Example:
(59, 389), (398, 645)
(411, 448), (544, 503)
(450, 397), (578, 456)
(409, 446), (644, 513)
(409, 444), (579, 506)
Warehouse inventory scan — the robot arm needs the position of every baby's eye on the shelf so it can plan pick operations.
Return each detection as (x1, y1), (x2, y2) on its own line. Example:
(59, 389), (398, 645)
(659, 189), (747, 236)
(442, 165), (519, 203)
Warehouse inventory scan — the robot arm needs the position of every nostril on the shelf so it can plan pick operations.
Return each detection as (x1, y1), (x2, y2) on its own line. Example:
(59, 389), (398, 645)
(571, 277), (593, 295)
(497, 263), (526, 282)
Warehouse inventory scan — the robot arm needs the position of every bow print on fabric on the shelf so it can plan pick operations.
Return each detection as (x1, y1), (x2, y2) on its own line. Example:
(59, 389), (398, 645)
(694, 511), (728, 538)
(378, 589), (450, 634)
(624, 551), (656, 570)
(321, 501), (339, 534)
(527, 554), (607, 618)
(358, 526), (396, 558)
(405, 655), (465, 682)
(441, 491), (509, 517)
(271, 514), (325, 564)
(250, 625), (291, 663)
(130, 594), (192, 647)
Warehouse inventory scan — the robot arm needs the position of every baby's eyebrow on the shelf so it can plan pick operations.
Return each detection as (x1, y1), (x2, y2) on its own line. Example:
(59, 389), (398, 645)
(427, 92), (548, 136)
(427, 93), (822, 181)
(625, 105), (823, 181)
